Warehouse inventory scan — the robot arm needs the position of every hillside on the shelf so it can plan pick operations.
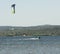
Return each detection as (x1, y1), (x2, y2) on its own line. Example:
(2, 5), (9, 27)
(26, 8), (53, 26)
(0, 25), (60, 36)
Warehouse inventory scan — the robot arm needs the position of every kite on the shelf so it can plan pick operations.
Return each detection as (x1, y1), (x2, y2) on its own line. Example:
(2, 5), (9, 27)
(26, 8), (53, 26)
(11, 4), (16, 14)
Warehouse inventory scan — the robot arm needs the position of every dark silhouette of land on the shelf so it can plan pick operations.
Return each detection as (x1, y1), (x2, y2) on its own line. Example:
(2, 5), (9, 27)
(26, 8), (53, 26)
(0, 25), (60, 36)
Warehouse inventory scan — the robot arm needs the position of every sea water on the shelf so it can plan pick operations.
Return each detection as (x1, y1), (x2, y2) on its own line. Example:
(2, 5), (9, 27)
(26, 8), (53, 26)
(0, 36), (60, 54)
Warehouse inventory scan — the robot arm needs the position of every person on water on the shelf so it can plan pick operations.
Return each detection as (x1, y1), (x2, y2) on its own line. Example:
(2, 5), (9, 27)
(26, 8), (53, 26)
(39, 37), (40, 39)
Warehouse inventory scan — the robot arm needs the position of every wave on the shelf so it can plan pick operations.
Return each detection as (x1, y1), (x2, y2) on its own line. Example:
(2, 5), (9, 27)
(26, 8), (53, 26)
(11, 38), (39, 40)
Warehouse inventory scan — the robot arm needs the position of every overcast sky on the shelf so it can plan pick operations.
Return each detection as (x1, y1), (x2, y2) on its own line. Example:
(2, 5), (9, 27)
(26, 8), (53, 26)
(0, 0), (60, 26)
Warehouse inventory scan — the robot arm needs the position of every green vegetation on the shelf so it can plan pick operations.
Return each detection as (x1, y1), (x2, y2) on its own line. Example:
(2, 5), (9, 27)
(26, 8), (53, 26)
(0, 25), (60, 36)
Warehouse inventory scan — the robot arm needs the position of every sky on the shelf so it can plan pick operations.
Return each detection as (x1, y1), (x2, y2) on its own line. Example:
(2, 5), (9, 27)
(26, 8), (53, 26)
(0, 0), (60, 26)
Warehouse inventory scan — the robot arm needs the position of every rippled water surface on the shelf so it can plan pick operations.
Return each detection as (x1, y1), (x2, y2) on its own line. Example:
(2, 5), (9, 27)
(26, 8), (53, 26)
(0, 36), (60, 54)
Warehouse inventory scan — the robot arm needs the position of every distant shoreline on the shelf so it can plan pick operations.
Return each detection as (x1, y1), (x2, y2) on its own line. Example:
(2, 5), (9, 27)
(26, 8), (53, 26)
(0, 25), (60, 36)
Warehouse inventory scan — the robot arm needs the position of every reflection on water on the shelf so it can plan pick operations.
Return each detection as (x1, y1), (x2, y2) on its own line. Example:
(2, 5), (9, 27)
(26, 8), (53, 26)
(0, 36), (60, 54)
